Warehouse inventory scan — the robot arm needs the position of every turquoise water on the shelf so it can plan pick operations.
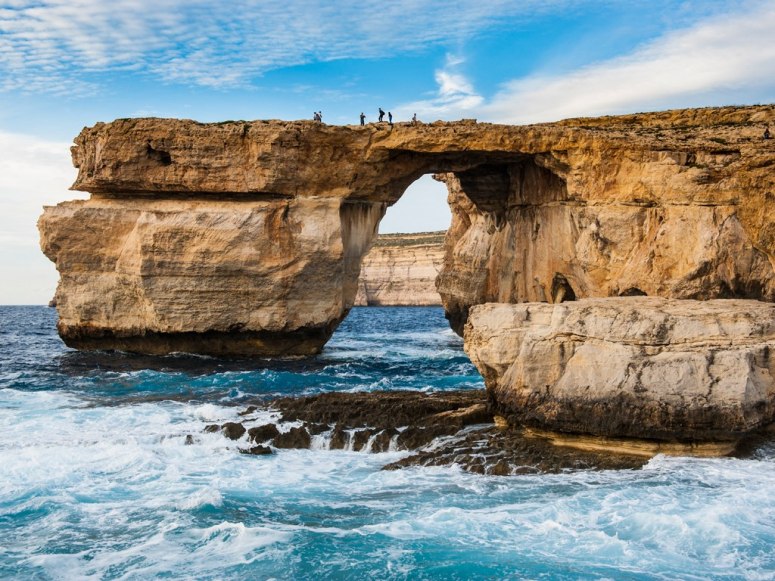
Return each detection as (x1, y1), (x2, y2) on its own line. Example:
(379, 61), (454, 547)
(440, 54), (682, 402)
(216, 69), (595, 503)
(1, 306), (774, 580)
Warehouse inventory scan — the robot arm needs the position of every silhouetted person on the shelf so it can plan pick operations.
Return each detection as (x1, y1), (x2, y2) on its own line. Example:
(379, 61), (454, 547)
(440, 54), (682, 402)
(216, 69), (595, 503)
(360, 112), (365, 126)
(388, 111), (393, 125)
(411, 113), (418, 126)
(378, 108), (385, 122)
(313, 112), (320, 122)
(765, 126), (771, 140)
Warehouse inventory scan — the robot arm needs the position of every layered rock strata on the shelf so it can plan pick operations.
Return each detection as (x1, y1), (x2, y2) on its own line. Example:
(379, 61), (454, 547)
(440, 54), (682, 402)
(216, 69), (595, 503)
(464, 298), (775, 450)
(39, 105), (775, 355)
(355, 231), (444, 306)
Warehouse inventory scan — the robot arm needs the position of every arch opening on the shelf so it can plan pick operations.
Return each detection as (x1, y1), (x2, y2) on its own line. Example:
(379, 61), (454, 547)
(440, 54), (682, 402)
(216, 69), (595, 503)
(354, 174), (449, 307)
(348, 152), (570, 333)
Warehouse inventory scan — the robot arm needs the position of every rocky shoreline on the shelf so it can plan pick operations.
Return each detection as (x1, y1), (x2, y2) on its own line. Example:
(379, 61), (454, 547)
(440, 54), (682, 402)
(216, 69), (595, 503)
(193, 389), (773, 475)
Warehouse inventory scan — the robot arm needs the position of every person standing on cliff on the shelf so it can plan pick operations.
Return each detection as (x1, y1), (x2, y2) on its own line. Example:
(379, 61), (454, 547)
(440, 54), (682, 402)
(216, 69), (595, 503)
(378, 108), (385, 122)
(411, 113), (418, 125)
(360, 112), (365, 126)
(388, 111), (393, 125)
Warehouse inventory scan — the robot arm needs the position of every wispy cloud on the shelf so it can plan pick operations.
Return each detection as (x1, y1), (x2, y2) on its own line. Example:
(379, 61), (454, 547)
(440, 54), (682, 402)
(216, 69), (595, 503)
(483, 0), (775, 122)
(0, 0), (567, 93)
(400, 1), (775, 123)
(395, 54), (483, 119)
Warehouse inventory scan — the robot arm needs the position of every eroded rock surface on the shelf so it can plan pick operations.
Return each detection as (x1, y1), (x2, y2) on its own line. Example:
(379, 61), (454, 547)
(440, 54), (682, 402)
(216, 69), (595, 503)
(39, 105), (775, 355)
(464, 298), (775, 445)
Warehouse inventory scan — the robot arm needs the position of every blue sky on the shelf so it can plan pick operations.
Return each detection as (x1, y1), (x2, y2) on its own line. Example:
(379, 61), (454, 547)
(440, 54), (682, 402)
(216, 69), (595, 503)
(1, 0), (774, 303)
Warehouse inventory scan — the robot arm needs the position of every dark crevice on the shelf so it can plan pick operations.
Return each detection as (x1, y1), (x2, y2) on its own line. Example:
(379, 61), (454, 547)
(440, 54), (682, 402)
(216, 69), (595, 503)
(146, 142), (172, 165)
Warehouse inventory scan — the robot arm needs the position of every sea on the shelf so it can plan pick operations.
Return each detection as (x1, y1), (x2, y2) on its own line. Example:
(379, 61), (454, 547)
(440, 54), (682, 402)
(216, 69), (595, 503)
(1, 305), (774, 580)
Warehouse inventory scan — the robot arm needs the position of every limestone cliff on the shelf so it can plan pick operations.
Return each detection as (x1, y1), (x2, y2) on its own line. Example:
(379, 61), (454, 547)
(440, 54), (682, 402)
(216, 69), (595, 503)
(39, 105), (775, 355)
(355, 232), (444, 306)
(465, 299), (775, 449)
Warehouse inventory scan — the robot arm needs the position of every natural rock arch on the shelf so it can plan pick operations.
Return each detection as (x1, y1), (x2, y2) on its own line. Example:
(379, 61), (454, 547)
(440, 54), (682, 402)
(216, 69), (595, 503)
(39, 106), (775, 355)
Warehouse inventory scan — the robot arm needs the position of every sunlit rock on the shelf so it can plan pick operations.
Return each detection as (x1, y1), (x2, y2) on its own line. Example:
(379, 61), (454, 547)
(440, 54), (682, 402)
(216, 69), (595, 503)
(464, 298), (775, 449)
(39, 105), (775, 355)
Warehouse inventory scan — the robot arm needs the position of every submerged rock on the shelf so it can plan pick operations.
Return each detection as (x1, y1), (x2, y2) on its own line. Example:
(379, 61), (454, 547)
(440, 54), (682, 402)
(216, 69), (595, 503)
(240, 445), (273, 456)
(383, 427), (646, 475)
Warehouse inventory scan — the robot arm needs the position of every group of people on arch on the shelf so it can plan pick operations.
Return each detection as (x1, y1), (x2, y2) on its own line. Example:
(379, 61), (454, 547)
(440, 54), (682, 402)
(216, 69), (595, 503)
(314, 109), (419, 126)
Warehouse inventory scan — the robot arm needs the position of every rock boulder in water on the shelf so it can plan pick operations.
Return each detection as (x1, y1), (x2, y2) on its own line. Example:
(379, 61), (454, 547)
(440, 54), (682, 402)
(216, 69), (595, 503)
(464, 298), (775, 449)
(248, 423), (280, 443)
(220, 422), (246, 440)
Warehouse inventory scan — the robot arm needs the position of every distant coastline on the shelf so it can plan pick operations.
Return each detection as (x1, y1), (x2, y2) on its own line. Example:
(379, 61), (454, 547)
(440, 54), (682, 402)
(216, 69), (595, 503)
(356, 231), (445, 306)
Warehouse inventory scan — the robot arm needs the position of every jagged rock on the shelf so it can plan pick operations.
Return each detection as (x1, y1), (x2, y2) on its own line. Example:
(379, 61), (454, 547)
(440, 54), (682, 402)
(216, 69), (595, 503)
(247, 423), (280, 443)
(464, 298), (775, 446)
(203, 424), (220, 433)
(221, 422), (246, 440)
(272, 426), (311, 449)
(306, 422), (330, 435)
(329, 424), (349, 450)
(371, 428), (398, 452)
(39, 106), (775, 355)
(395, 425), (459, 450)
(351, 429), (375, 451)
(355, 232), (444, 306)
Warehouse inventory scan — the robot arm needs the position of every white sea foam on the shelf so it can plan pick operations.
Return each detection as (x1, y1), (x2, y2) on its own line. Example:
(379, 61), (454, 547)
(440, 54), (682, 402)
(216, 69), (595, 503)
(3, 298), (775, 580)
(2, 386), (775, 579)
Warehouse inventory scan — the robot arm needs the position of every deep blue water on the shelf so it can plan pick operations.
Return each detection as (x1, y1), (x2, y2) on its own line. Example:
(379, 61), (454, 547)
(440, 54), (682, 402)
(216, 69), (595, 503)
(1, 306), (774, 580)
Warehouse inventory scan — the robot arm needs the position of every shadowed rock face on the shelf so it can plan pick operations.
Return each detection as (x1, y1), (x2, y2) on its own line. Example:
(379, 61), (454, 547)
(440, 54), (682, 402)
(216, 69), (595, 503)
(39, 106), (775, 355)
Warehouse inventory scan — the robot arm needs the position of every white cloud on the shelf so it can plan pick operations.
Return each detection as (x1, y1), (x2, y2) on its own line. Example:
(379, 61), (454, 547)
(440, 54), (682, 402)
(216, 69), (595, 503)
(400, 1), (775, 124)
(481, 1), (775, 123)
(395, 54), (483, 120)
(0, 130), (83, 304)
(0, 0), (567, 92)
